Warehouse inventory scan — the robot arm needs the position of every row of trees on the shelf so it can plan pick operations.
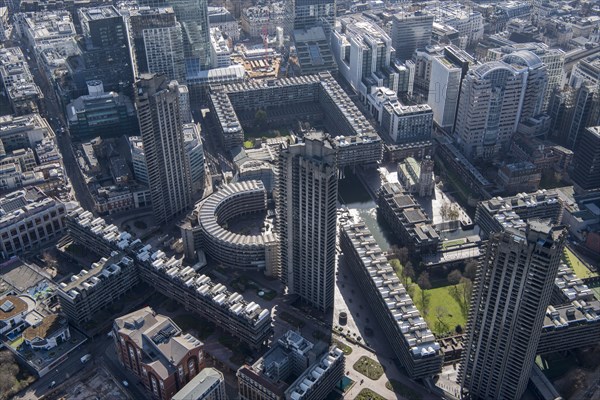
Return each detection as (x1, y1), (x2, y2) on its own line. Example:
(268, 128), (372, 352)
(0, 351), (34, 400)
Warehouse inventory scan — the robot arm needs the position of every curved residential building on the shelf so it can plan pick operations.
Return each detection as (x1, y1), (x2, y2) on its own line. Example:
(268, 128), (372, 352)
(198, 180), (278, 271)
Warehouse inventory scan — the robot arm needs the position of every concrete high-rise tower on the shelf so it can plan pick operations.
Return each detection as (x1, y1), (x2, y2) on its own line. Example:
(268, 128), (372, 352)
(277, 132), (338, 312)
(458, 220), (566, 400)
(135, 74), (192, 224)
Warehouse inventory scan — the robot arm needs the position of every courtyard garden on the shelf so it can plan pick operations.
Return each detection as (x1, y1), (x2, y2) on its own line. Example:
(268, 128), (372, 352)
(353, 356), (384, 380)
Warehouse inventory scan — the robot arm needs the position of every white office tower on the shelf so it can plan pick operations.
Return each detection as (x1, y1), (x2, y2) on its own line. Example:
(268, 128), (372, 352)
(454, 61), (527, 160)
(502, 51), (548, 121)
(277, 132), (338, 312)
(428, 57), (462, 130)
(331, 15), (398, 100)
(135, 74), (192, 224)
(486, 43), (564, 111)
(459, 220), (566, 400)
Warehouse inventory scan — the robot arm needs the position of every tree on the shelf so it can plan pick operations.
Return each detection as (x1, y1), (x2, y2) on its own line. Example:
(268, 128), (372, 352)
(459, 277), (473, 309)
(418, 271), (432, 290)
(0, 351), (19, 399)
(402, 261), (415, 285)
(448, 269), (462, 285)
(389, 259), (402, 277)
(417, 272), (432, 314)
(42, 251), (57, 271)
(399, 247), (410, 265)
(254, 109), (267, 130)
(448, 206), (460, 221)
(435, 305), (449, 333)
(440, 202), (450, 220)
(464, 260), (478, 280)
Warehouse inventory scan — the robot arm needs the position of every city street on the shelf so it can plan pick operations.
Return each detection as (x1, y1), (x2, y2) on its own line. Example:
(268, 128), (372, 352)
(22, 43), (95, 212)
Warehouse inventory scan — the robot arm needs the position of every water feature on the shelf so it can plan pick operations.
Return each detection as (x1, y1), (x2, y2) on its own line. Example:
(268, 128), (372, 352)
(338, 172), (396, 251)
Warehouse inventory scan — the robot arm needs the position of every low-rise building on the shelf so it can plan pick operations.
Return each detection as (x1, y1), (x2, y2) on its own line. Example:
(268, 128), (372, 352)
(66, 80), (137, 139)
(293, 27), (338, 76)
(57, 254), (139, 327)
(496, 161), (542, 195)
(208, 72), (382, 167)
(0, 114), (68, 197)
(237, 330), (344, 400)
(0, 47), (43, 115)
(0, 187), (67, 259)
(182, 181), (278, 272)
(367, 87), (432, 144)
(474, 190), (563, 239)
(114, 307), (205, 400)
(340, 216), (442, 378)
(208, 6), (239, 41)
(173, 367), (226, 400)
(22, 314), (70, 350)
(64, 208), (273, 348)
(377, 182), (439, 254)
(0, 295), (34, 336)
(241, 2), (284, 38)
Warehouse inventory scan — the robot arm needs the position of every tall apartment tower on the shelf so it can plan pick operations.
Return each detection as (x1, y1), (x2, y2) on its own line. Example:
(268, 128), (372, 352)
(391, 11), (433, 62)
(127, 7), (186, 83)
(572, 126), (600, 191)
(285, 0), (336, 36)
(277, 132), (338, 312)
(135, 74), (192, 225)
(458, 220), (566, 400)
(454, 60), (528, 160)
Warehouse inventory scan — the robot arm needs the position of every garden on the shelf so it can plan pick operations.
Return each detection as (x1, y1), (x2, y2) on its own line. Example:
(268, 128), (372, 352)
(353, 356), (384, 380)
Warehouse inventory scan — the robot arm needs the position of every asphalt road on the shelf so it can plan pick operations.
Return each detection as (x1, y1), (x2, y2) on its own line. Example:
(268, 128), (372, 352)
(21, 42), (95, 212)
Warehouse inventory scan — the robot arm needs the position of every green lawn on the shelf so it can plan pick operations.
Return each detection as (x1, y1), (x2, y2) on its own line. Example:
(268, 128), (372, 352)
(386, 380), (423, 400)
(411, 284), (467, 336)
(243, 140), (254, 149)
(442, 239), (466, 250)
(563, 248), (598, 279)
(353, 356), (384, 380)
(332, 339), (353, 355)
(354, 389), (386, 400)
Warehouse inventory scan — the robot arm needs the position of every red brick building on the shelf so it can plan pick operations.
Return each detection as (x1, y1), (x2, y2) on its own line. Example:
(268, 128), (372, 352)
(113, 307), (205, 400)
